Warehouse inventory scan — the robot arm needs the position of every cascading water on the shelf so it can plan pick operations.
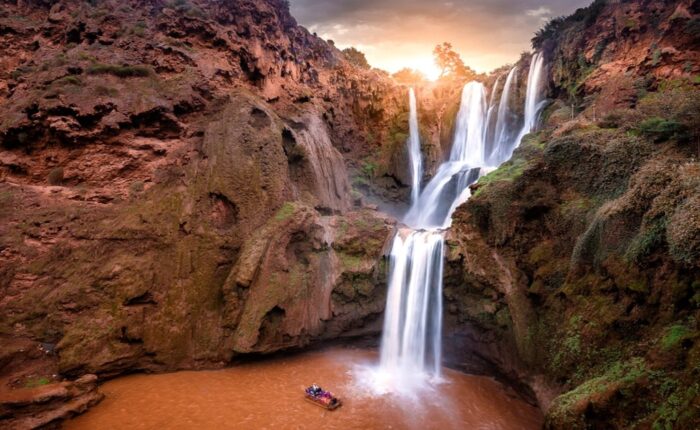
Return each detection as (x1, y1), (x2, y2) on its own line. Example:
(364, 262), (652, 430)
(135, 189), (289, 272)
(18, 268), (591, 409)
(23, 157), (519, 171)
(515, 51), (546, 146)
(376, 83), (491, 393)
(407, 89), (423, 205)
(368, 53), (546, 395)
(404, 82), (487, 230)
(379, 231), (444, 378)
(489, 66), (519, 165)
(483, 75), (501, 156)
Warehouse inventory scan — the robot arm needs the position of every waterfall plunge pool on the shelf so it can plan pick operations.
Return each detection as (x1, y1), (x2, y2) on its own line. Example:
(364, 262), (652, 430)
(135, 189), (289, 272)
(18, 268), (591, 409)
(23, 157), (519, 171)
(66, 347), (542, 430)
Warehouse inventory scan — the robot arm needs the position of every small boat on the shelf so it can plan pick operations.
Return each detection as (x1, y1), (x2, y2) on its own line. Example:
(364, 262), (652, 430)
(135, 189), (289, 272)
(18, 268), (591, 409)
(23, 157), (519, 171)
(304, 384), (342, 410)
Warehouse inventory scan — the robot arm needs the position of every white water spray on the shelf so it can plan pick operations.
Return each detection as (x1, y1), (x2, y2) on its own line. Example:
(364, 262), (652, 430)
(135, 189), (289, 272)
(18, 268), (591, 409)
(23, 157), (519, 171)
(379, 231), (444, 378)
(407, 88), (423, 205)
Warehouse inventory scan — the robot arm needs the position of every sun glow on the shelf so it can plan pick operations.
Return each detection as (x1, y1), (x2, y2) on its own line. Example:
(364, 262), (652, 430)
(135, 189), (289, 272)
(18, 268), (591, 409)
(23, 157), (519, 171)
(405, 56), (442, 81)
(365, 52), (442, 81)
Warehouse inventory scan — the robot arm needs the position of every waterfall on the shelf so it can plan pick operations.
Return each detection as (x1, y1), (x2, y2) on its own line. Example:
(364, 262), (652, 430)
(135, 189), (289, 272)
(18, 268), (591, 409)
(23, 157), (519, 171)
(371, 53), (546, 394)
(483, 75), (501, 154)
(380, 230), (443, 377)
(404, 82), (487, 229)
(490, 66), (518, 165)
(448, 82), (488, 165)
(515, 52), (546, 146)
(377, 83), (489, 390)
(407, 89), (423, 205)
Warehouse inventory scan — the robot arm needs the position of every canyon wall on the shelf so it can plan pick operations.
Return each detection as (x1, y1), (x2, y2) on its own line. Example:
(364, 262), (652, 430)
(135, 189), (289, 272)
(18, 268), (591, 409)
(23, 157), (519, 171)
(0, 0), (407, 426)
(444, 1), (700, 428)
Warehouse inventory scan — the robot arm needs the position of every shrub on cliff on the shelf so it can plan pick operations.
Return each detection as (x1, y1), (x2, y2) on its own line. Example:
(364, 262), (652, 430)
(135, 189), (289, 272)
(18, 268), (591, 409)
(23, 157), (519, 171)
(87, 64), (151, 78)
(342, 47), (370, 70)
(532, 0), (607, 49)
(637, 118), (689, 143)
(636, 82), (700, 143)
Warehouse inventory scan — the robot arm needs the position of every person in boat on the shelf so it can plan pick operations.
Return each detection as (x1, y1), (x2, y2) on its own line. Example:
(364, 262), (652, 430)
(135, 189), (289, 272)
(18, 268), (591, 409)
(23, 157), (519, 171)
(307, 384), (323, 397)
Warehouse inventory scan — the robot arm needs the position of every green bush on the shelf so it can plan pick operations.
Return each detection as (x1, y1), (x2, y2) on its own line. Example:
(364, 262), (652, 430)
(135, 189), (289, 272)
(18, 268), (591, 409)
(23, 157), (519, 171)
(625, 218), (667, 262)
(635, 83), (700, 142)
(342, 47), (371, 70)
(598, 111), (624, 129)
(361, 160), (377, 178)
(10, 65), (34, 80)
(531, 0), (606, 48)
(274, 202), (296, 222)
(131, 22), (147, 37)
(24, 377), (51, 388)
(87, 64), (151, 78)
(637, 118), (689, 143)
(54, 75), (82, 86)
(660, 324), (693, 350)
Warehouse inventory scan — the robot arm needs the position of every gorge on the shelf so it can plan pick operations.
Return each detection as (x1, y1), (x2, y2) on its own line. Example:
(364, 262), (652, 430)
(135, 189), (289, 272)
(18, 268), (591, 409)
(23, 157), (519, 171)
(1, 0), (699, 429)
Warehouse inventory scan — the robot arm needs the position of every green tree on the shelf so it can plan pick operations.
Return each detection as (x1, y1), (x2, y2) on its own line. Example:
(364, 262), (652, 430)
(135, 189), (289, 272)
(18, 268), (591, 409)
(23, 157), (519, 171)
(342, 47), (371, 69)
(433, 42), (477, 81)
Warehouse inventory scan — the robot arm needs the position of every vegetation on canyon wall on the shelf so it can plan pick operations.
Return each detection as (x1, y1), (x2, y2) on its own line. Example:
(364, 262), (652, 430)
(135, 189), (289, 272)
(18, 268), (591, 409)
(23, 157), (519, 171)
(445, 1), (699, 428)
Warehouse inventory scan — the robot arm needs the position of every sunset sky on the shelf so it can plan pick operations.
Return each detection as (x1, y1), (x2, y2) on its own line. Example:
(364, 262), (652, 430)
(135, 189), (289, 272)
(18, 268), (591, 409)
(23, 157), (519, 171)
(289, 0), (592, 79)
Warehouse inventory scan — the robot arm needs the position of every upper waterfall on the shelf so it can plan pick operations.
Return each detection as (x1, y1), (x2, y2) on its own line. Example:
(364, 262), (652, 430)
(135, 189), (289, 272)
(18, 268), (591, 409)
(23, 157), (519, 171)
(515, 52), (546, 146)
(407, 88), (423, 206)
(484, 75), (502, 154)
(449, 82), (488, 166)
(404, 82), (488, 230)
(489, 66), (519, 165)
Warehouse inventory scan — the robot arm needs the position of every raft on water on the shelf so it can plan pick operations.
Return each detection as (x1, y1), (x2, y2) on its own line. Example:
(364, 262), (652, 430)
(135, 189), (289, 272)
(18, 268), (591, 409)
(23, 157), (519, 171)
(304, 384), (342, 410)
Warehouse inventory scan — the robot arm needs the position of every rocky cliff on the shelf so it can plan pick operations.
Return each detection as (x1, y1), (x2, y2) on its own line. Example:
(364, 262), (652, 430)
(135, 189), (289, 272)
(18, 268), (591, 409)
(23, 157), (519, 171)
(0, 0), (407, 426)
(444, 0), (700, 428)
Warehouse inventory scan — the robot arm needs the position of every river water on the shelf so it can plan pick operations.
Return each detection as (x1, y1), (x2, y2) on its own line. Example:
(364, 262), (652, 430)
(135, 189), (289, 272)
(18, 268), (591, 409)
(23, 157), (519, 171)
(67, 348), (541, 430)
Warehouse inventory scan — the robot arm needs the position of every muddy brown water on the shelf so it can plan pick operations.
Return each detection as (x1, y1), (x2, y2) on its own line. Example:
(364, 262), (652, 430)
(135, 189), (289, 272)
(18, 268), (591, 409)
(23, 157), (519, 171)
(67, 348), (542, 430)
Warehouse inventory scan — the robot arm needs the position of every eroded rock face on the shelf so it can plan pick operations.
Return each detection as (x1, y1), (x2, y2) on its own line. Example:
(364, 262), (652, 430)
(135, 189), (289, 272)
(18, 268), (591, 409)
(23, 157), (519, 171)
(0, 0), (405, 425)
(0, 373), (103, 430)
(225, 204), (392, 353)
(538, 0), (700, 117)
(446, 112), (699, 429)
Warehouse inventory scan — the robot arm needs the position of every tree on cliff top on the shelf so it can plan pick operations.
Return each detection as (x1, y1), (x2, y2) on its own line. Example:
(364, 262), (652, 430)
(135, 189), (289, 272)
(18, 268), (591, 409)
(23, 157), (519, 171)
(342, 47), (371, 70)
(531, 0), (607, 49)
(433, 42), (477, 81)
